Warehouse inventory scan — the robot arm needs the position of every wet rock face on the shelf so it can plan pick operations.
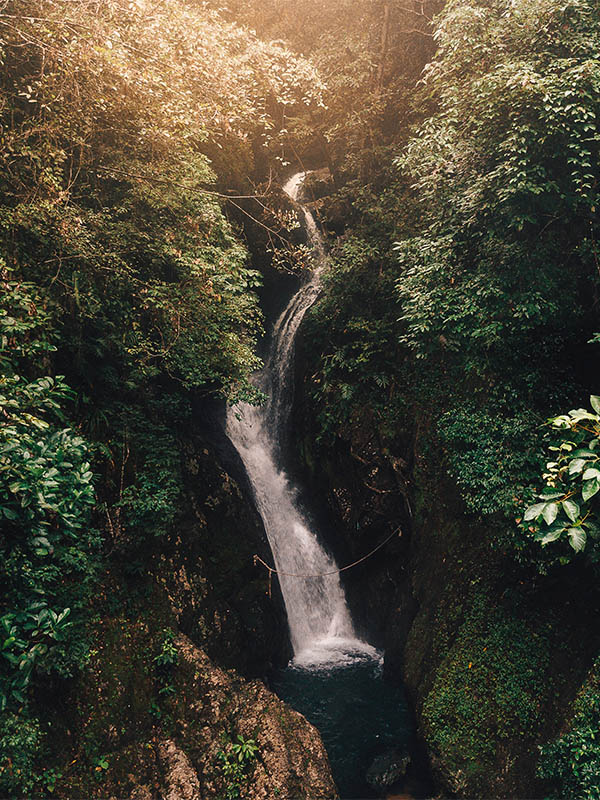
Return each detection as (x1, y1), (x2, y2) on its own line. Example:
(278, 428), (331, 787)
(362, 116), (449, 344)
(56, 632), (336, 800)
(157, 740), (201, 800)
(172, 636), (338, 800)
(366, 747), (411, 790)
(156, 430), (291, 677)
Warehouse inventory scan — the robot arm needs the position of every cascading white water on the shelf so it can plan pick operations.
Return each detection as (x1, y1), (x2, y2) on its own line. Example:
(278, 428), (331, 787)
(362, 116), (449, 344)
(226, 172), (378, 668)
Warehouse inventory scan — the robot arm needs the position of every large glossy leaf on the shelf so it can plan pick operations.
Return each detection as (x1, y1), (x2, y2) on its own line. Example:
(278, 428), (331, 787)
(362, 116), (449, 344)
(524, 502), (546, 521)
(567, 528), (586, 552)
(583, 467), (600, 481)
(582, 478), (600, 502)
(540, 527), (564, 544)
(542, 502), (559, 525)
(568, 458), (587, 475)
(563, 499), (580, 523)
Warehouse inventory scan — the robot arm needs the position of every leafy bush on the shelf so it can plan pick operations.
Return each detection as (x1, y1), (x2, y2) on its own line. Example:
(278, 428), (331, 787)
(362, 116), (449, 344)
(539, 663), (600, 799)
(517, 397), (600, 568)
(217, 734), (259, 800)
(303, 230), (408, 441)
(0, 275), (100, 795)
(0, 277), (99, 712)
(0, 714), (43, 797)
(395, 0), (600, 350)
(438, 402), (545, 516)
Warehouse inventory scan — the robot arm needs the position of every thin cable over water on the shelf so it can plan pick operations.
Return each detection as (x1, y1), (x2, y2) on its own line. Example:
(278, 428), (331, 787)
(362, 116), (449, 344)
(254, 527), (401, 597)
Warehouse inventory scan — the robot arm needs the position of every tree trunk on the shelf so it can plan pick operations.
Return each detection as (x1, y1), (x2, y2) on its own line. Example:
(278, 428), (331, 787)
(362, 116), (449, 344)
(376, 2), (391, 92)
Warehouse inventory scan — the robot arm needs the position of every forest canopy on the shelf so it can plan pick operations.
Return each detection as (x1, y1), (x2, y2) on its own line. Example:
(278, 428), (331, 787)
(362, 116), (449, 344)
(0, 1), (323, 793)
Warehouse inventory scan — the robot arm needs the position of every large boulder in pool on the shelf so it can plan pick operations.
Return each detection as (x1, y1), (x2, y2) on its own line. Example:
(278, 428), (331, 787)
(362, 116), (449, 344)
(366, 747), (411, 790)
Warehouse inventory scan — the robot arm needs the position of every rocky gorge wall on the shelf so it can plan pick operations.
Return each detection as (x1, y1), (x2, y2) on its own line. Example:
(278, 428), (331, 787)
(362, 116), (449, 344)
(41, 412), (335, 800)
(292, 296), (600, 799)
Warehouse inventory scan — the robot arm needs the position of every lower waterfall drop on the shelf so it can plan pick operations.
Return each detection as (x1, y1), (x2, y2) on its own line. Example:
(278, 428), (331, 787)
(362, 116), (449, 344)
(225, 171), (376, 667)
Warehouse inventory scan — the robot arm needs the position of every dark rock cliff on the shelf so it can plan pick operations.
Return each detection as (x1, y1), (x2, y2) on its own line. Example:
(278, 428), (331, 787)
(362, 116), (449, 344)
(292, 324), (600, 799)
(45, 414), (335, 799)
(54, 629), (335, 800)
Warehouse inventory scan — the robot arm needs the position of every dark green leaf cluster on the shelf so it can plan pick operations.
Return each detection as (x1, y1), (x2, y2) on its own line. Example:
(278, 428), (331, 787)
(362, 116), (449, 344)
(0, 277), (100, 793)
(518, 397), (600, 567)
(539, 661), (600, 799)
(0, 715), (43, 796)
(437, 402), (544, 517)
(304, 228), (409, 442)
(0, 277), (98, 705)
(216, 734), (259, 800)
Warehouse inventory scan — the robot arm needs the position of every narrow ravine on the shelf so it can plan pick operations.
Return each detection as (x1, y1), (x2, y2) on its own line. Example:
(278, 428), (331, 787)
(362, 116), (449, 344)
(226, 173), (422, 798)
(226, 172), (377, 667)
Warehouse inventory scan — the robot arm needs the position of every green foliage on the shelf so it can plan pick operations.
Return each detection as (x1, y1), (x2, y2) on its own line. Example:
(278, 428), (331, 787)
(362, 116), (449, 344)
(0, 0), (324, 411)
(518, 397), (600, 567)
(234, 0), (437, 179)
(395, 0), (599, 366)
(0, 278), (99, 718)
(153, 629), (178, 670)
(304, 227), (409, 442)
(1, 609), (72, 707)
(112, 407), (183, 543)
(422, 595), (550, 791)
(0, 714), (43, 797)
(539, 662), (600, 799)
(231, 736), (259, 762)
(217, 734), (259, 800)
(3, 161), (265, 404)
(0, 384), (94, 558)
(150, 629), (178, 717)
(438, 401), (545, 516)
(93, 754), (110, 782)
(383, 0), (600, 524)
(0, 277), (99, 796)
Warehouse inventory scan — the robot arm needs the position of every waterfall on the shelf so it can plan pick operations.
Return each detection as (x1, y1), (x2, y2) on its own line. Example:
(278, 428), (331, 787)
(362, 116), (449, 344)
(226, 172), (377, 668)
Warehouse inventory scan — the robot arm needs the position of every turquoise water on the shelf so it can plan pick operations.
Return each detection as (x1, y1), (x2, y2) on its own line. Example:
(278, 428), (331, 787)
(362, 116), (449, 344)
(273, 652), (415, 798)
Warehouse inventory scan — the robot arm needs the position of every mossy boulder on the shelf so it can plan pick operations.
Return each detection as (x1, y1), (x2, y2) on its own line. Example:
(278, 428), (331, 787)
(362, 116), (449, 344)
(52, 630), (336, 800)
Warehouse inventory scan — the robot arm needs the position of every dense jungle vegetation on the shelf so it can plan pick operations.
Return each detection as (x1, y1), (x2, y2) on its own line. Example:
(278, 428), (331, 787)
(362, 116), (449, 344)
(1, 0), (600, 797)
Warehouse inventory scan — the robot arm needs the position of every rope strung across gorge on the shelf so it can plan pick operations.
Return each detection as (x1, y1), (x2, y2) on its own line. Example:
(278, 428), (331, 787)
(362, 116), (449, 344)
(253, 527), (402, 598)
